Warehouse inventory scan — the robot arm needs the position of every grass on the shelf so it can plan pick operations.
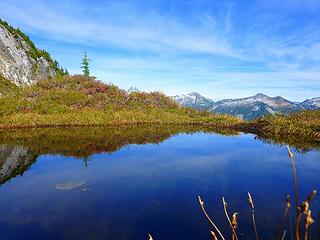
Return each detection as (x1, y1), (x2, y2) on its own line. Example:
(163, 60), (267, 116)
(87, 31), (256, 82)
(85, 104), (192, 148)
(233, 110), (320, 147)
(0, 75), (241, 128)
(0, 72), (319, 144)
(253, 111), (320, 138)
(0, 74), (21, 97)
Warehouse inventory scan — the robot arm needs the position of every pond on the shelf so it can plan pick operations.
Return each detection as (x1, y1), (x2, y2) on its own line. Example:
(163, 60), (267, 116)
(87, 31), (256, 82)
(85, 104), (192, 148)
(0, 126), (319, 240)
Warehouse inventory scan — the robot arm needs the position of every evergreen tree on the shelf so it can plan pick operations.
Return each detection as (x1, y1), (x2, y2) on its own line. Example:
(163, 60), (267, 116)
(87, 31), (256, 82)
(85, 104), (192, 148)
(81, 52), (90, 76)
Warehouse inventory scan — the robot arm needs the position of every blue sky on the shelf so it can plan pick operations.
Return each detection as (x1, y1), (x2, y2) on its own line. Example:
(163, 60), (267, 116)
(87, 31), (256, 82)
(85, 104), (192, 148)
(0, 0), (319, 101)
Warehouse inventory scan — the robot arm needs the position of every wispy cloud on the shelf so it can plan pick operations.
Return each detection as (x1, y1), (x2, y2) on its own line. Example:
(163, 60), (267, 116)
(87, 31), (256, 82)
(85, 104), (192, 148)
(0, 0), (240, 57)
(0, 0), (319, 101)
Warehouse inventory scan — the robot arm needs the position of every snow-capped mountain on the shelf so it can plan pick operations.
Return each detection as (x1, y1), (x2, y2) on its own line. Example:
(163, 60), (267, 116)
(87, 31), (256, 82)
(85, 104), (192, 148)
(173, 92), (320, 120)
(172, 92), (214, 110)
(212, 93), (303, 120)
(299, 97), (320, 110)
(127, 87), (140, 93)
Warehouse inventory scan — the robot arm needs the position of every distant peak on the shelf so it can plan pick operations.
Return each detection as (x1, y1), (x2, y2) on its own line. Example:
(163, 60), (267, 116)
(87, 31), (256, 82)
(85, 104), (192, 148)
(254, 93), (268, 98)
(127, 87), (140, 93)
(188, 92), (201, 96)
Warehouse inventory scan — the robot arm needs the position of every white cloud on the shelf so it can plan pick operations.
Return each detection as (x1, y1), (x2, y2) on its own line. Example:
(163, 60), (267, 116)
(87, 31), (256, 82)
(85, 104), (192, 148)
(0, 0), (241, 58)
(0, 0), (319, 101)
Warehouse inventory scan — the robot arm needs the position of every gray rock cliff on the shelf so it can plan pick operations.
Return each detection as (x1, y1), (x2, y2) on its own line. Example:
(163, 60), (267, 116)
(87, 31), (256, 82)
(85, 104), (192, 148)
(0, 20), (58, 85)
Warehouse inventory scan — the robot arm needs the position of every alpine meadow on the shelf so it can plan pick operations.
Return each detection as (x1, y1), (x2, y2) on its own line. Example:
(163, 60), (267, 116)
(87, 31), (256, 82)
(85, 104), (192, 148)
(0, 1), (319, 240)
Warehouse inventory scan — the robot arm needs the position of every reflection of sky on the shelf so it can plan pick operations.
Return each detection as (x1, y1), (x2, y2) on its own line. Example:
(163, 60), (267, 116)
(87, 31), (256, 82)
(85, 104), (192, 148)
(0, 133), (319, 240)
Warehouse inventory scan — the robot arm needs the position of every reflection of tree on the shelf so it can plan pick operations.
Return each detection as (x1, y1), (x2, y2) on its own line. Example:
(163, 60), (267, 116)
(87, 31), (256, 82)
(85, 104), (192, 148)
(254, 134), (320, 153)
(83, 157), (90, 168)
(0, 125), (238, 159)
(0, 125), (238, 184)
(1, 124), (317, 185)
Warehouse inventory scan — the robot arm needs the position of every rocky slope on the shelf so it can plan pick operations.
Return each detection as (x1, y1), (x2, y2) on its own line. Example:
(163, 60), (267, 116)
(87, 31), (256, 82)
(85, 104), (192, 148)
(0, 19), (65, 85)
(173, 92), (320, 120)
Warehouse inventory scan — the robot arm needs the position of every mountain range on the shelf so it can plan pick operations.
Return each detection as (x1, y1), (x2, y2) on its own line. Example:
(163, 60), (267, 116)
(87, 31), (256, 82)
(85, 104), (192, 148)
(173, 92), (320, 120)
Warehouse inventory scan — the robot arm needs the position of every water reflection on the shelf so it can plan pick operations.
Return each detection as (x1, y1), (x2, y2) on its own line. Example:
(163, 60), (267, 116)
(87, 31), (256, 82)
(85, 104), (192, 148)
(0, 125), (319, 185)
(254, 134), (320, 153)
(0, 126), (319, 240)
(0, 125), (239, 158)
(0, 125), (238, 184)
(0, 145), (37, 184)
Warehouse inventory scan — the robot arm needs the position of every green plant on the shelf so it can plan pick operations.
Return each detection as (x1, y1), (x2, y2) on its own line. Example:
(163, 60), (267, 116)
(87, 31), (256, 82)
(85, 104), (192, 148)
(81, 52), (91, 77)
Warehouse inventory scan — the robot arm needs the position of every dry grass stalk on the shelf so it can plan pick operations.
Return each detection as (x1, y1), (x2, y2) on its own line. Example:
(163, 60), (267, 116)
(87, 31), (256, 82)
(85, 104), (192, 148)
(231, 213), (238, 240)
(277, 194), (291, 240)
(281, 230), (286, 240)
(286, 146), (299, 209)
(222, 197), (239, 240)
(210, 231), (218, 240)
(296, 190), (317, 240)
(198, 195), (226, 240)
(248, 192), (259, 240)
(304, 210), (315, 240)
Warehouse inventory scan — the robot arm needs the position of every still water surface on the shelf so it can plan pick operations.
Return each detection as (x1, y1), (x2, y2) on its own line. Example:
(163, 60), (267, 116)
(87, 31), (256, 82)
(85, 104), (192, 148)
(0, 127), (319, 240)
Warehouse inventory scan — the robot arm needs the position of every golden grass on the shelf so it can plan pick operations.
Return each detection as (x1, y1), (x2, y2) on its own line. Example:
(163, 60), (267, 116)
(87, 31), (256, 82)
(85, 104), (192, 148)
(252, 110), (320, 139)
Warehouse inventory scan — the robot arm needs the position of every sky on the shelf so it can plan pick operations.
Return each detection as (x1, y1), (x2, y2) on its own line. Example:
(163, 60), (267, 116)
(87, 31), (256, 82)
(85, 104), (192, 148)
(0, 0), (319, 101)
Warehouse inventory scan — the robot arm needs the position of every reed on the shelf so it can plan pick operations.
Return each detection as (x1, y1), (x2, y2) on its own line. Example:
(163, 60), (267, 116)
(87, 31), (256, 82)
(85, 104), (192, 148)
(287, 146), (299, 210)
(198, 195), (226, 240)
(247, 192), (259, 240)
(149, 146), (317, 239)
(195, 146), (317, 240)
(277, 194), (291, 240)
(286, 146), (317, 240)
(222, 197), (239, 240)
(210, 231), (219, 240)
(295, 190), (317, 240)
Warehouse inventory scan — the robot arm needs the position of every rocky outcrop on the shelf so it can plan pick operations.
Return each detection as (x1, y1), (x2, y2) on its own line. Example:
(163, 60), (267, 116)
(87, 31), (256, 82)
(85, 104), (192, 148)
(0, 19), (59, 85)
(0, 145), (36, 184)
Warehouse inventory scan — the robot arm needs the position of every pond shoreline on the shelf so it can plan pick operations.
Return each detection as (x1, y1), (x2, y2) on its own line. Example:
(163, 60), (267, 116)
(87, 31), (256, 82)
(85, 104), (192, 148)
(0, 120), (319, 152)
(0, 119), (318, 139)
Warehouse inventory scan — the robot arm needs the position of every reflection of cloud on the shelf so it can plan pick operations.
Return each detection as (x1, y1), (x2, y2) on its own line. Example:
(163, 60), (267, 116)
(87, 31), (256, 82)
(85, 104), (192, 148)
(55, 181), (86, 191)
